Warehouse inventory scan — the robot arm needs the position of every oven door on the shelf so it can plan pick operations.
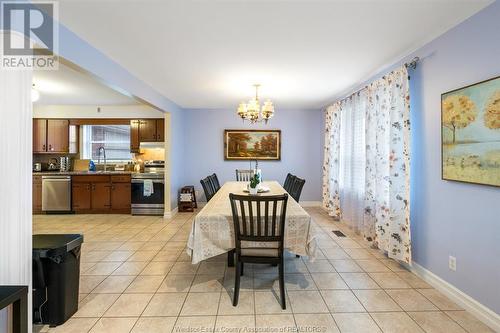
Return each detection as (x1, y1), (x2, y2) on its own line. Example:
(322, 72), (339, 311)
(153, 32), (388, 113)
(131, 179), (165, 215)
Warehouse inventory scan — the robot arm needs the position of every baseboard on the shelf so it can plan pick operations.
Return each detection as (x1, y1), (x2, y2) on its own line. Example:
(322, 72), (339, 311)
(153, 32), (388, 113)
(163, 207), (178, 219)
(411, 262), (500, 331)
(300, 201), (322, 207)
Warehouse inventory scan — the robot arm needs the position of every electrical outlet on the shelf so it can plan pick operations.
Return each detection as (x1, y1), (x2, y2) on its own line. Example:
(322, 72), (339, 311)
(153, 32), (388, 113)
(449, 256), (457, 271)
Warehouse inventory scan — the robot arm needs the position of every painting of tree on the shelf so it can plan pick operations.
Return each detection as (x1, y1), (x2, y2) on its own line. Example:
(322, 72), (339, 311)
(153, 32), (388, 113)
(227, 133), (251, 154)
(484, 91), (500, 129)
(441, 76), (500, 187)
(224, 130), (281, 160)
(442, 95), (477, 143)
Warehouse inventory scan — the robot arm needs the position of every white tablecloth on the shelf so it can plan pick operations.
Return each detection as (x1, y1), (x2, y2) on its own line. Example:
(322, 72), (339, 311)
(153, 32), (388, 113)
(187, 181), (319, 264)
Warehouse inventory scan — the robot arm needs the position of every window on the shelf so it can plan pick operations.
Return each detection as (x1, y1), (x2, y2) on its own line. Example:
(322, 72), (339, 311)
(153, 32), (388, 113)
(82, 125), (132, 161)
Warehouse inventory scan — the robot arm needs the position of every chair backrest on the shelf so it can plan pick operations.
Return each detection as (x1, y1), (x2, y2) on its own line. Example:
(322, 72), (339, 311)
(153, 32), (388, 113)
(235, 169), (254, 182)
(209, 173), (221, 191)
(283, 173), (294, 192)
(289, 176), (305, 202)
(200, 176), (216, 201)
(229, 193), (288, 253)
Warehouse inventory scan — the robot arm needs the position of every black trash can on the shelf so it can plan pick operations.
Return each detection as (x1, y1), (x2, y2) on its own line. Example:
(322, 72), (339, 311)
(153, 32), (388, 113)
(32, 234), (84, 326)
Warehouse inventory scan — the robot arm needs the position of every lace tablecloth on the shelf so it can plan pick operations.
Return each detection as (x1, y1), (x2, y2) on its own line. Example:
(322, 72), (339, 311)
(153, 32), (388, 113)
(187, 181), (318, 264)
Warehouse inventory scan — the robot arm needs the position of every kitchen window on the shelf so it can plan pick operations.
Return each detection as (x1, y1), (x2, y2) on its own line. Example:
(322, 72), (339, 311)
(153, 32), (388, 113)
(81, 125), (132, 161)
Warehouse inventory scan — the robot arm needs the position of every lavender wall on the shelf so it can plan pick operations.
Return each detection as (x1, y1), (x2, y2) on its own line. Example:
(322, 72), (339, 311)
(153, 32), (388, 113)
(408, 2), (500, 313)
(326, 1), (500, 313)
(183, 108), (323, 202)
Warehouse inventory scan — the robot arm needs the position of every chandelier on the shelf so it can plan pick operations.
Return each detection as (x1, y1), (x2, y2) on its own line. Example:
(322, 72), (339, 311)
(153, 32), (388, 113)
(236, 84), (275, 123)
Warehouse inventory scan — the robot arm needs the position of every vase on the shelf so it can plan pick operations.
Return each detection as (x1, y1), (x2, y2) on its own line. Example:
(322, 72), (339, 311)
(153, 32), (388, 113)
(249, 187), (258, 195)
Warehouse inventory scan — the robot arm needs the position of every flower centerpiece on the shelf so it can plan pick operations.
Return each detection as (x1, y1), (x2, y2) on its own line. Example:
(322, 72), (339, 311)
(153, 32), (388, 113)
(248, 173), (260, 195)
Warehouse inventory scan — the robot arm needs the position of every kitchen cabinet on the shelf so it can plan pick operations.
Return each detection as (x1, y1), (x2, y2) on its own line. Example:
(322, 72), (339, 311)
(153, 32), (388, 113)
(33, 176), (42, 213)
(33, 119), (70, 153)
(130, 118), (165, 151)
(130, 120), (140, 152)
(91, 182), (112, 211)
(156, 118), (164, 142)
(72, 182), (91, 211)
(139, 119), (157, 142)
(72, 174), (130, 213)
(72, 175), (110, 213)
(47, 120), (69, 152)
(33, 119), (47, 153)
(111, 175), (131, 213)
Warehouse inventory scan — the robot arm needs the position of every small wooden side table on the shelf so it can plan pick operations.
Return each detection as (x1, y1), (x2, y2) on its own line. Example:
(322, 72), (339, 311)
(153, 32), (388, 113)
(0, 286), (28, 333)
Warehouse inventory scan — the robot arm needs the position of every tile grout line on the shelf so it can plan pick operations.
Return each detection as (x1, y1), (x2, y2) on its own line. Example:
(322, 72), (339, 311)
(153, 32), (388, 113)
(38, 208), (479, 333)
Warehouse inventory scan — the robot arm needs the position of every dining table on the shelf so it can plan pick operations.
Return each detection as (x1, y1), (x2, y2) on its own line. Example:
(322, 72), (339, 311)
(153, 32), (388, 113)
(187, 180), (319, 264)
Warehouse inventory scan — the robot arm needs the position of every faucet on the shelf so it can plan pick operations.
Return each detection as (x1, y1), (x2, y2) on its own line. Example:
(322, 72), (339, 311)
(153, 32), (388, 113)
(97, 146), (107, 171)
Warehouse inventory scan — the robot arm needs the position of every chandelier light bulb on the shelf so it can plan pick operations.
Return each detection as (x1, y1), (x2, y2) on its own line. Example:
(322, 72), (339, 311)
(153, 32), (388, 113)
(236, 84), (275, 123)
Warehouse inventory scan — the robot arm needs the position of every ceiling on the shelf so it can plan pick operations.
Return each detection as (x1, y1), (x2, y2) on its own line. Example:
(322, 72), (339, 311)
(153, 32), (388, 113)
(33, 62), (137, 105)
(57, 0), (492, 109)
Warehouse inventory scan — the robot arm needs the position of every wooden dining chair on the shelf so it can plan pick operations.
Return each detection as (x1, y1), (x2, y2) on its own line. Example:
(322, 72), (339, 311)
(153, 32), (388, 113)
(209, 173), (221, 191)
(283, 173), (294, 192)
(229, 193), (289, 309)
(289, 176), (305, 202)
(200, 176), (216, 201)
(235, 169), (254, 181)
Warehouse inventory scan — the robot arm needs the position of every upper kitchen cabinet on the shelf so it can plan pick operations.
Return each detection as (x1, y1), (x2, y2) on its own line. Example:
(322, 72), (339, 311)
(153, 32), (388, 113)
(156, 118), (164, 142)
(33, 119), (70, 153)
(47, 119), (69, 152)
(130, 118), (164, 151)
(130, 120), (140, 152)
(139, 119), (157, 142)
(33, 119), (47, 153)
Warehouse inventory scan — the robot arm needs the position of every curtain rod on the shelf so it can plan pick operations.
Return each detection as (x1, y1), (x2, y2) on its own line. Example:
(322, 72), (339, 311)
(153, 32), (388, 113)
(404, 57), (420, 70)
(324, 56), (421, 109)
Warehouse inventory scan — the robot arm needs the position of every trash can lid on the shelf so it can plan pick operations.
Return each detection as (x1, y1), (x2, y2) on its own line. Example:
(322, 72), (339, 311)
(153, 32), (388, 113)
(33, 234), (84, 258)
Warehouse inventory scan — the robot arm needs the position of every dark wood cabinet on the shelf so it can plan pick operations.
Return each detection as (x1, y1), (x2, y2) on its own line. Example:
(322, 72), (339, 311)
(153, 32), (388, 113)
(111, 180), (131, 213)
(33, 176), (42, 213)
(111, 175), (131, 212)
(92, 182), (112, 211)
(156, 118), (164, 142)
(73, 175), (109, 213)
(47, 120), (69, 152)
(33, 119), (47, 153)
(72, 182), (91, 211)
(130, 118), (165, 151)
(33, 119), (70, 153)
(130, 120), (140, 152)
(72, 174), (130, 213)
(139, 119), (157, 142)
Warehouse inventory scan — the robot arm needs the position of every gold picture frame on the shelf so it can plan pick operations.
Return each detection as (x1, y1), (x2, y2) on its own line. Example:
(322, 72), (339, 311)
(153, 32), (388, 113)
(224, 129), (281, 160)
(441, 75), (500, 187)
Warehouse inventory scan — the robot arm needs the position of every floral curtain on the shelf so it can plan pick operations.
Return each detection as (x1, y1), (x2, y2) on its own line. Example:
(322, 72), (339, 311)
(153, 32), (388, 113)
(322, 103), (341, 218)
(322, 66), (412, 264)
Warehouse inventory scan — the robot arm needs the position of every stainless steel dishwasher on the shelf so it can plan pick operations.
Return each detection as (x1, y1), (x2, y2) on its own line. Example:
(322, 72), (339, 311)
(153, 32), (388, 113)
(42, 176), (72, 212)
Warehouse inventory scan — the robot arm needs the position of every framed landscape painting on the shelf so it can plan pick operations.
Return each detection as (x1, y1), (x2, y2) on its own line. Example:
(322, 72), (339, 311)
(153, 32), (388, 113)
(224, 129), (281, 160)
(441, 75), (500, 187)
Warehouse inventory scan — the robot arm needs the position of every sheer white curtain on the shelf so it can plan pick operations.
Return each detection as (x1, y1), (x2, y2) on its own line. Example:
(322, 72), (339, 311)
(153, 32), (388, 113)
(338, 93), (368, 234)
(322, 66), (412, 264)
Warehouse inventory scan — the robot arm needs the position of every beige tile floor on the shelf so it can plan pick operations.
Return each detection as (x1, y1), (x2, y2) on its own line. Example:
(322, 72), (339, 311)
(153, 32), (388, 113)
(33, 207), (495, 333)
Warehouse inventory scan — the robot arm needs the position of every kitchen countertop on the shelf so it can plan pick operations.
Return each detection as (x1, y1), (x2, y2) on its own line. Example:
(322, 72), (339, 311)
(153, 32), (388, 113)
(33, 171), (134, 176)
